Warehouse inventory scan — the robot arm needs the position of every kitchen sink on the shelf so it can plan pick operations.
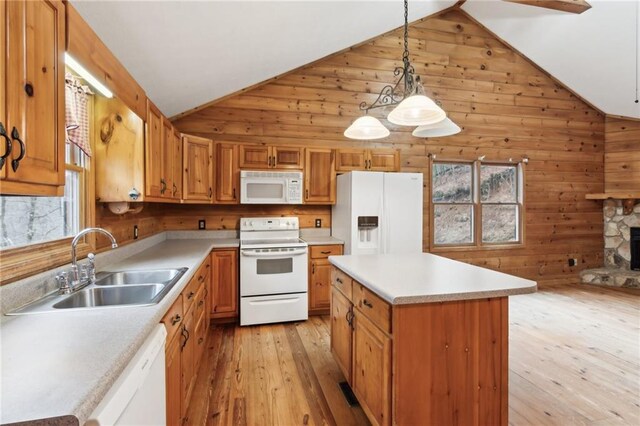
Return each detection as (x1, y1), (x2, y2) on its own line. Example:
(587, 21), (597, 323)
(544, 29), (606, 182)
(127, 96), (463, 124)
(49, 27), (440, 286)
(53, 285), (165, 309)
(95, 269), (184, 286)
(6, 267), (188, 315)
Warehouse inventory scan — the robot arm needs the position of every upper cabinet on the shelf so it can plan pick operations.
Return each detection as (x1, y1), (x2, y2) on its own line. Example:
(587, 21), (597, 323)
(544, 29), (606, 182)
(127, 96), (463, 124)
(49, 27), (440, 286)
(336, 149), (400, 172)
(161, 118), (175, 200)
(145, 100), (165, 199)
(183, 134), (213, 203)
(239, 145), (303, 170)
(171, 130), (183, 199)
(304, 148), (335, 204)
(1, 0), (66, 196)
(215, 143), (239, 204)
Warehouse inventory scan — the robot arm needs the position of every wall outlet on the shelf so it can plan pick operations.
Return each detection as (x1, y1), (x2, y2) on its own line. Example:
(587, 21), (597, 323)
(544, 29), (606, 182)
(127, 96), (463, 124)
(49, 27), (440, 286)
(568, 258), (578, 267)
(133, 225), (139, 240)
(198, 219), (206, 230)
(315, 218), (322, 228)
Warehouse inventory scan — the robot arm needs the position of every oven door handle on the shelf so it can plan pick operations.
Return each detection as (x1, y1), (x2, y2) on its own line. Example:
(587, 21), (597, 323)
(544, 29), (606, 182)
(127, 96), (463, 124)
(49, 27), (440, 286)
(241, 249), (308, 257)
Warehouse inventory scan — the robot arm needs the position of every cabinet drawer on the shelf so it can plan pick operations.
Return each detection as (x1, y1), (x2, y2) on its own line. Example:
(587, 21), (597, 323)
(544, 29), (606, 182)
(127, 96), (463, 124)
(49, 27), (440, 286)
(331, 267), (352, 300)
(353, 283), (391, 334)
(161, 294), (184, 345)
(310, 245), (343, 259)
(183, 260), (209, 313)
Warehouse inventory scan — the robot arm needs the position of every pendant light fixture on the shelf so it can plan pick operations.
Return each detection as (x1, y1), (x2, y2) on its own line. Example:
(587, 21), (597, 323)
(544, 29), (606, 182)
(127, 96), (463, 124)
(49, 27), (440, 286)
(344, 0), (446, 140)
(412, 117), (461, 138)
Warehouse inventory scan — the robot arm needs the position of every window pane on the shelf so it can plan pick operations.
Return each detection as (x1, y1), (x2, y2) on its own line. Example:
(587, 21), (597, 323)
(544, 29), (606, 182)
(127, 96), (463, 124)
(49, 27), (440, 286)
(482, 205), (518, 243)
(0, 170), (81, 249)
(434, 204), (474, 245)
(432, 163), (472, 203)
(480, 165), (517, 203)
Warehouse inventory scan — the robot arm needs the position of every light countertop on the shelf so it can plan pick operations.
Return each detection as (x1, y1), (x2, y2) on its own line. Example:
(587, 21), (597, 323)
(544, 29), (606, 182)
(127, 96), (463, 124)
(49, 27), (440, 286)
(301, 236), (344, 246)
(329, 253), (537, 305)
(0, 238), (236, 425)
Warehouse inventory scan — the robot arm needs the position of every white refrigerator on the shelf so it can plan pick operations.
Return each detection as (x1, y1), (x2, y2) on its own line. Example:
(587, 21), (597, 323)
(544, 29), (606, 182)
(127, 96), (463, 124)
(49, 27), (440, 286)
(332, 171), (423, 255)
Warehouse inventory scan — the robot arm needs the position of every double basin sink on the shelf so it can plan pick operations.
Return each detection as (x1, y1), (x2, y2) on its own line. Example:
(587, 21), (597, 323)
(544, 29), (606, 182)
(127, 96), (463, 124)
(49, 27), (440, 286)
(9, 268), (187, 315)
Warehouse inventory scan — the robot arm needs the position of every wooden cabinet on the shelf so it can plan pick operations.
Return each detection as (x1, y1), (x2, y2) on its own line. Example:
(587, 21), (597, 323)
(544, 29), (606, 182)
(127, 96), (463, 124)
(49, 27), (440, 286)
(309, 244), (343, 314)
(161, 118), (174, 200)
(171, 130), (183, 199)
(210, 249), (239, 319)
(162, 258), (210, 425)
(145, 100), (164, 198)
(239, 144), (303, 169)
(183, 134), (213, 202)
(304, 148), (335, 204)
(335, 149), (400, 172)
(352, 310), (392, 426)
(1, 0), (66, 196)
(331, 288), (353, 383)
(165, 330), (183, 426)
(215, 143), (239, 203)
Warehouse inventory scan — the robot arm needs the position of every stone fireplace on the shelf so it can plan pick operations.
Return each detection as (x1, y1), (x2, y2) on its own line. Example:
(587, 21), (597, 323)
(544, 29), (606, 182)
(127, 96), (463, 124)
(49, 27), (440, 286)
(581, 199), (640, 288)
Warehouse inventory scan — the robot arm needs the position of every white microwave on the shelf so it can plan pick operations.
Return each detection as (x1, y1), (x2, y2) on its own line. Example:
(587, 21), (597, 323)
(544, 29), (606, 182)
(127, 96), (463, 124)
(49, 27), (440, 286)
(240, 170), (303, 204)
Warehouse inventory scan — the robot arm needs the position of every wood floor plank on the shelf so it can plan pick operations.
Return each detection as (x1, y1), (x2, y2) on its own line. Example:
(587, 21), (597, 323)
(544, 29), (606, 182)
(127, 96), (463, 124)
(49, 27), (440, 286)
(186, 284), (639, 426)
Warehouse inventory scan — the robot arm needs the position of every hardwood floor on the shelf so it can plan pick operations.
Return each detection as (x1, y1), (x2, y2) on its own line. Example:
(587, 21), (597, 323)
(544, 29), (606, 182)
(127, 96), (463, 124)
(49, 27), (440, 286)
(185, 285), (640, 426)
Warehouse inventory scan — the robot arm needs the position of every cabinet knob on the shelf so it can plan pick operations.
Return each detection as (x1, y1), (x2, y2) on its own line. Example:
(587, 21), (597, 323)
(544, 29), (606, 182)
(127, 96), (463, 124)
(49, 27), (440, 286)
(171, 314), (182, 325)
(362, 299), (373, 309)
(24, 83), (34, 97)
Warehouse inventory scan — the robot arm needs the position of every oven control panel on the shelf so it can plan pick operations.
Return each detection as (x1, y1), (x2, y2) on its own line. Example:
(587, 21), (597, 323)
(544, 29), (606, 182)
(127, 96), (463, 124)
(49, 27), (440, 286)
(240, 216), (299, 231)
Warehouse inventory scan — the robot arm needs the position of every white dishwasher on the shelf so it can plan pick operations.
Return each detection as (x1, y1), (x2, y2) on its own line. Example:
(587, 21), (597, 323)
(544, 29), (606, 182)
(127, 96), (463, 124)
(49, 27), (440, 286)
(87, 324), (167, 425)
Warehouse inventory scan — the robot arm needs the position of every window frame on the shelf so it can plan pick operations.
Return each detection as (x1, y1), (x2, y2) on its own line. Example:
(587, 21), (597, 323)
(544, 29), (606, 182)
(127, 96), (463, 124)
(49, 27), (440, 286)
(429, 158), (525, 252)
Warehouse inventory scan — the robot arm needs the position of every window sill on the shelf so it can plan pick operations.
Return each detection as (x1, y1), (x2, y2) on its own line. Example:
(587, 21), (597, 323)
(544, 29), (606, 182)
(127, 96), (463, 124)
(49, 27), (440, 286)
(430, 242), (526, 253)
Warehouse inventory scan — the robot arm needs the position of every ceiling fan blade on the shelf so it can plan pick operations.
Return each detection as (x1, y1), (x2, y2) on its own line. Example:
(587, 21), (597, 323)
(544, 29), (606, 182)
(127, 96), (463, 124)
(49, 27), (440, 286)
(503, 0), (592, 14)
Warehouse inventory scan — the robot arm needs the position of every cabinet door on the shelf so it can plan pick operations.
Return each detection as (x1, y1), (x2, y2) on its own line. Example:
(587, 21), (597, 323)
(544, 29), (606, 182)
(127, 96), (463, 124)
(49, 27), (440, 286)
(145, 101), (164, 198)
(310, 258), (332, 312)
(161, 119), (174, 199)
(335, 149), (367, 172)
(182, 135), (213, 202)
(172, 130), (183, 199)
(165, 333), (183, 426)
(353, 310), (392, 426)
(4, 0), (65, 191)
(215, 143), (238, 203)
(330, 288), (353, 383)
(272, 146), (303, 169)
(239, 144), (270, 169)
(181, 307), (196, 417)
(304, 148), (335, 204)
(210, 250), (238, 318)
(368, 149), (400, 172)
(0, 0), (7, 182)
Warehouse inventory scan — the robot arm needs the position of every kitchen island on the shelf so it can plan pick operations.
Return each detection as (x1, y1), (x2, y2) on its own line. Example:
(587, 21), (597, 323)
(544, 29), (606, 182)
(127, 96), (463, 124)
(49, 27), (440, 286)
(328, 253), (537, 426)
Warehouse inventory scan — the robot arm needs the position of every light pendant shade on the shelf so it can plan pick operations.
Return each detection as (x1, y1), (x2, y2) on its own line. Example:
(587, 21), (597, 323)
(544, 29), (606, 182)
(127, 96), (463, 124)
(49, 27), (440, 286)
(387, 95), (446, 126)
(344, 116), (390, 140)
(412, 117), (461, 138)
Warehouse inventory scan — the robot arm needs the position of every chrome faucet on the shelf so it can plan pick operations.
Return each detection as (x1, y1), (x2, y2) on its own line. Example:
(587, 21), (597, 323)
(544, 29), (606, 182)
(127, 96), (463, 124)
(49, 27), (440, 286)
(57, 228), (119, 294)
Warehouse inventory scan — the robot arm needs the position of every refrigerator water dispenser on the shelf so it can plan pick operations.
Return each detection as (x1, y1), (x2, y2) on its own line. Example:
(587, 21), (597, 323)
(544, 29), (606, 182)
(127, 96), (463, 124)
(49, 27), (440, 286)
(357, 216), (379, 248)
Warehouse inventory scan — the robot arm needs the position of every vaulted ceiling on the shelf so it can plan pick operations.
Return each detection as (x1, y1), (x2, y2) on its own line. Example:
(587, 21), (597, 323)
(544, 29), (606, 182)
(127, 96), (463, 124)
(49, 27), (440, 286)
(71, 0), (639, 119)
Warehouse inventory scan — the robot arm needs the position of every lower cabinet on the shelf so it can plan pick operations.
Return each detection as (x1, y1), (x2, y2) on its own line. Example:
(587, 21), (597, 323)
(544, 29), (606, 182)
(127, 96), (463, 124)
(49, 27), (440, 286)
(162, 257), (211, 425)
(330, 267), (392, 426)
(210, 249), (239, 320)
(309, 244), (343, 315)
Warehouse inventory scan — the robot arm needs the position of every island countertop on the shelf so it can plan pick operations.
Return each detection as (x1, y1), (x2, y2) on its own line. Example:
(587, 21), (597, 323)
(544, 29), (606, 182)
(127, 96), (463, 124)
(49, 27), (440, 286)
(328, 252), (537, 305)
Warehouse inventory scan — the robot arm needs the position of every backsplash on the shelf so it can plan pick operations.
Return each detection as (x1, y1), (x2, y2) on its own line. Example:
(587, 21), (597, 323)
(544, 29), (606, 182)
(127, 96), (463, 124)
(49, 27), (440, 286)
(603, 199), (640, 270)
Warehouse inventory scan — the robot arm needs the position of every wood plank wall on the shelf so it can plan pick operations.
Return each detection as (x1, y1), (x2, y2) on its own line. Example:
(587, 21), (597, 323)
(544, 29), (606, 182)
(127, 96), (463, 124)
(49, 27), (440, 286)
(169, 9), (606, 286)
(95, 203), (163, 249)
(604, 116), (640, 192)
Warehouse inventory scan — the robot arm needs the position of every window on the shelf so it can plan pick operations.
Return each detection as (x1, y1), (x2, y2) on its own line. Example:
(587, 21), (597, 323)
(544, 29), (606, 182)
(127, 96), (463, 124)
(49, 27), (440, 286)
(0, 146), (86, 250)
(431, 160), (523, 248)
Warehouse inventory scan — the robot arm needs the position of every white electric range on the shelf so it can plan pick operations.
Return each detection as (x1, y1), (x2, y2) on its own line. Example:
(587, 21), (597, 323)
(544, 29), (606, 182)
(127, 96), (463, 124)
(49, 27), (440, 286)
(239, 217), (309, 326)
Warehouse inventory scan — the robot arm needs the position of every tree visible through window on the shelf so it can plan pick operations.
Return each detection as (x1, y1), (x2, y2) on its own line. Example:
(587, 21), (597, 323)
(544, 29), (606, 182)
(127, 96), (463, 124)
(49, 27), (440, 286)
(432, 161), (523, 247)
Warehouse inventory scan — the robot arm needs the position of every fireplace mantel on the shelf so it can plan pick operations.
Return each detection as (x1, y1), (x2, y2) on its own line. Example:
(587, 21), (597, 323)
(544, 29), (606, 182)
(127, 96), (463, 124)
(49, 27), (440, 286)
(586, 193), (640, 215)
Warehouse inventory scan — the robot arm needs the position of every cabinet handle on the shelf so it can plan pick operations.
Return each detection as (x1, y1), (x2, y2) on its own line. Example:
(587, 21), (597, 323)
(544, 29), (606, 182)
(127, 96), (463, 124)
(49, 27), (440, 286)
(312, 262), (315, 274)
(305, 189), (309, 200)
(181, 326), (190, 350)
(273, 155), (277, 168)
(233, 188), (236, 199)
(362, 299), (373, 309)
(187, 291), (195, 299)
(171, 314), (182, 325)
(172, 183), (177, 196)
(10, 127), (25, 172)
(321, 251), (331, 255)
(268, 156), (272, 167)
(0, 123), (12, 171)
(198, 299), (204, 307)
(336, 277), (343, 284)
(198, 274), (204, 282)
(198, 337), (204, 345)
(208, 187), (213, 198)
